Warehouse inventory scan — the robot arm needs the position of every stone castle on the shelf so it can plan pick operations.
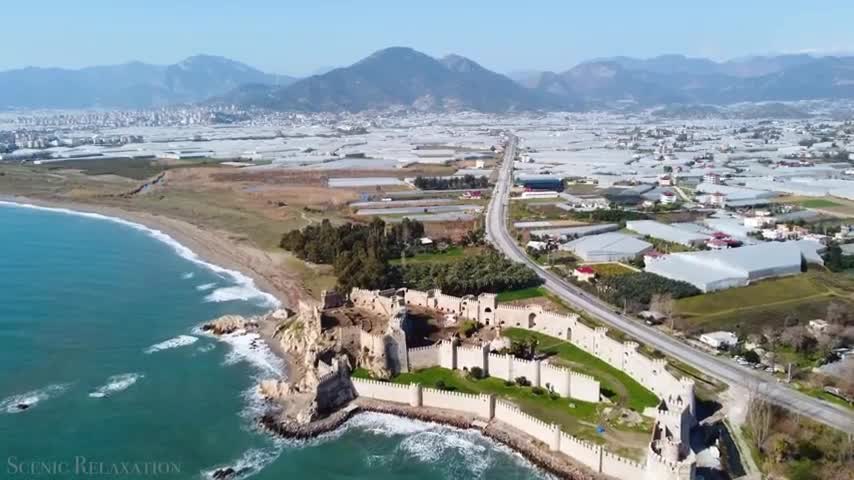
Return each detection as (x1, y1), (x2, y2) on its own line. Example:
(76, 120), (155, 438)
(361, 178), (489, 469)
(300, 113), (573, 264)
(348, 286), (698, 480)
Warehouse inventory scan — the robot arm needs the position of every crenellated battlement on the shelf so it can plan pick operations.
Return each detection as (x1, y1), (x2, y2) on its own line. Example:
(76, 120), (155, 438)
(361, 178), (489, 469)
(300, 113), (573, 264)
(349, 286), (698, 480)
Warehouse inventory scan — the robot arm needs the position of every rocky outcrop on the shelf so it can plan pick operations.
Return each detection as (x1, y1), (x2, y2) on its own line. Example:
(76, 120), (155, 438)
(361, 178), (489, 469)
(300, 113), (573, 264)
(202, 315), (258, 335)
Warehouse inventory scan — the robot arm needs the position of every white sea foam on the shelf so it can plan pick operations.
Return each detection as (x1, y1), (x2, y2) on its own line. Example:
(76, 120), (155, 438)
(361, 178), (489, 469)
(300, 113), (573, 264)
(195, 282), (217, 291)
(0, 383), (71, 414)
(89, 373), (143, 398)
(196, 343), (216, 353)
(182, 272), (195, 280)
(144, 335), (198, 354)
(220, 332), (284, 377)
(328, 412), (550, 478)
(200, 447), (283, 480)
(204, 286), (263, 303)
(0, 201), (280, 309)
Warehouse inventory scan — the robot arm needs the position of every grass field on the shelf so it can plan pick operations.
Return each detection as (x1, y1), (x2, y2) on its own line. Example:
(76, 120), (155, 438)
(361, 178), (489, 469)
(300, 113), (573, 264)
(44, 157), (223, 180)
(496, 286), (547, 302)
(503, 328), (659, 412)
(676, 275), (828, 317)
(798, 198), (842, 209)
(673, 272), (850, 334)
(389, 366), (651, 454)
(389, 246), (481, 265)
(588, 263), (636, 276)
(673, 271), (854, 335)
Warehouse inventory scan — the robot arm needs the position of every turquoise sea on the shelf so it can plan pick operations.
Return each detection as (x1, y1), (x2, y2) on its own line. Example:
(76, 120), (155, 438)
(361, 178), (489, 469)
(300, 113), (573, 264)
(0, 202), (544, 480)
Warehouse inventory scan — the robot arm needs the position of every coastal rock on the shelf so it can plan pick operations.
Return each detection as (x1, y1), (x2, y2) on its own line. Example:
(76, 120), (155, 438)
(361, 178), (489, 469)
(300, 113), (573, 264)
(259, 379), (293, 400)
(16, 403), (30, 411)
(202, 315), (257, 335)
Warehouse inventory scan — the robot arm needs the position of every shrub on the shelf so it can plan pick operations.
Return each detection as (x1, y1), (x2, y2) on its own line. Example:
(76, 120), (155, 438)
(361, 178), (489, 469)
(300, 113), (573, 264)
(468, 366), (485, 380)
(532, 386), (545, 395)
(459, 320), (478, 338)
(435, 380), (448, 391)
(743, 349), (761, 364)
(515, 376), (531, 387)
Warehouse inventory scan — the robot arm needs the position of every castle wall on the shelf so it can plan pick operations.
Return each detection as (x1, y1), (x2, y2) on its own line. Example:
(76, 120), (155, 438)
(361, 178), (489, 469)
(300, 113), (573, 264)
(359, 330), (386, 358)
(421, 389), (493, 419)
(351, 286), (698, 480)
(510, 357), (541, 386)
(456, 344), (487, 372)
(487, 353), (511, 380)
(403, 289), (432, 309)
(559, 433), (602, 472)
(602, 451), (644, 479)
(351, 378), (411, 403)
(569, 371), (601, 403)
(495, 304), (536, 328)
(540, 363), (571, 397)
(407, 344), (441, 370)
(494, 400), (559, 449)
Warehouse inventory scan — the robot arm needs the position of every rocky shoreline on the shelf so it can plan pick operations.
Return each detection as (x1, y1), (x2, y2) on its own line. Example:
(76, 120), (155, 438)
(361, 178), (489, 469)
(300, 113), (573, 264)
(257, 397), (603, 480)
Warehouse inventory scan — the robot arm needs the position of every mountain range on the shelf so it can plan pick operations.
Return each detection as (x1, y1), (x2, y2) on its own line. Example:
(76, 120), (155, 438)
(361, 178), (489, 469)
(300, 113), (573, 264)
(3, 48), (854, 111)
(215, 47), (566, 112)
(0, 55), (295, 109)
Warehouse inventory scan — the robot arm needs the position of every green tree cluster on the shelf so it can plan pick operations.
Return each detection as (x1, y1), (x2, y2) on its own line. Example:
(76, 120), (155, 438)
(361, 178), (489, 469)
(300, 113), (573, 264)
(399, 251), (543, 296)
(413, 174), (489, 190)
(591, 272), (699, 306)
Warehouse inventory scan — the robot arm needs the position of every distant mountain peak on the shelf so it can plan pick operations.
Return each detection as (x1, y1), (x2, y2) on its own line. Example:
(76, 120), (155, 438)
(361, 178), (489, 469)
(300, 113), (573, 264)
(440, 54), (485, 73)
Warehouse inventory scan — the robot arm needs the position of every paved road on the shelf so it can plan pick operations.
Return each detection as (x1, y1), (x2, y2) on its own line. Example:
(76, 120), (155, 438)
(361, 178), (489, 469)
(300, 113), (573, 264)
(486, 135), (854, 434)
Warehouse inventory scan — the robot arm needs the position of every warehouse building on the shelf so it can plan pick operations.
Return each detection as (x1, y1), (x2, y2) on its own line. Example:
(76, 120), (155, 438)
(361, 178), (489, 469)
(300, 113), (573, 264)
(514, 174), (564, 191)
(644, 242), (814, 292)
(626, 220), (710, 247)
(560, 232), (653, 262)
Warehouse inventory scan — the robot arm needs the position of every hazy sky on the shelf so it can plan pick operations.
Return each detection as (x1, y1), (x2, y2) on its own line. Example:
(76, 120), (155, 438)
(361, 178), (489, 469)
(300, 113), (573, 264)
(4, 1), (853, 75)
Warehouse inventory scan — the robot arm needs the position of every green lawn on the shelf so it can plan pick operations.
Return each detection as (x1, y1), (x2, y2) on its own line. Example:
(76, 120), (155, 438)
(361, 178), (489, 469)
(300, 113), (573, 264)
(673, 273), (844, 334)
(675, 274), (829, 317)
(496, 286), (547, 302)
(390, 246), (479, 265)
(393, 367), (602, 437)
(503, 328), (659, 412)
(799, 198), (842, 209)
(588, 263), (635, 276)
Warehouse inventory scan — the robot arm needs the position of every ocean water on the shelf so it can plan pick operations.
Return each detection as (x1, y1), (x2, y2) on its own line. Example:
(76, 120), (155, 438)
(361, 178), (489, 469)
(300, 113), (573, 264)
(0, 203), (545, 480)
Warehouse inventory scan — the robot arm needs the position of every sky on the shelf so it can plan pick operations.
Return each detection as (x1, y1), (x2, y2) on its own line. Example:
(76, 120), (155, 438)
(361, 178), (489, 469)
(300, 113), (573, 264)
(3, 1), (854, 75)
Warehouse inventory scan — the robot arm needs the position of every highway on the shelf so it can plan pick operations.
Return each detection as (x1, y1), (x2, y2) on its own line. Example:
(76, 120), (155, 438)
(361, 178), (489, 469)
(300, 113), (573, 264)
(486, 135), (854, 434)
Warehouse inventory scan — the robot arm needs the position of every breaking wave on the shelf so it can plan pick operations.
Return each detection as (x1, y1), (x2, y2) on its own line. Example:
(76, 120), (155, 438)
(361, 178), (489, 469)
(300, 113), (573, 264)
(0, 201), (280, 309)
(0, 383), (71, 414)
(89, 373), (143, 398)
(200, 446), (283, 480)
(182, 272), (195, 280)
(196, 282), (218, 291)
(144, 335), (198, 354)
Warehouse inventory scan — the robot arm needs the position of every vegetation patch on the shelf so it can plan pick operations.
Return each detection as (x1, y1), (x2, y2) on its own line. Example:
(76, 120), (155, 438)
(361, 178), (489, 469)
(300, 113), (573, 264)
(588, 263), (635, 277)
(502, 329), (659, 412)
(676, 275), (828, 316)
(389, 366), (650, 453)
(798, 198), (842, 209)
(413, 174), (489, 190)
(496, 286), (547, 302)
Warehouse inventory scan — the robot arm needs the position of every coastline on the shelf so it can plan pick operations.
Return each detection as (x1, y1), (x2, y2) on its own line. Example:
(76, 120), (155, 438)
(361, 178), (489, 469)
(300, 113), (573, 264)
(0, 195), (303, 310)
(260, 398), (603, 480)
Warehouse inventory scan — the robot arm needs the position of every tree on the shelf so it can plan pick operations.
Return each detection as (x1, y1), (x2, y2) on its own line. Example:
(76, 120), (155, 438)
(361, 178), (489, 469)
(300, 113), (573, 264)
(747, 384), (775, 451)
(650, 293), (675, 329)
(459, 320), (478, 338)
(743, 349), (761, 364)
(826, 301), (849, 325)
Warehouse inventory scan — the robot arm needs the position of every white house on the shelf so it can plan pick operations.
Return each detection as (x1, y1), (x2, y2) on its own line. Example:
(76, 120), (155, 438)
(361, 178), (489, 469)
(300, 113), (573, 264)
(700, 331), (739, 349)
